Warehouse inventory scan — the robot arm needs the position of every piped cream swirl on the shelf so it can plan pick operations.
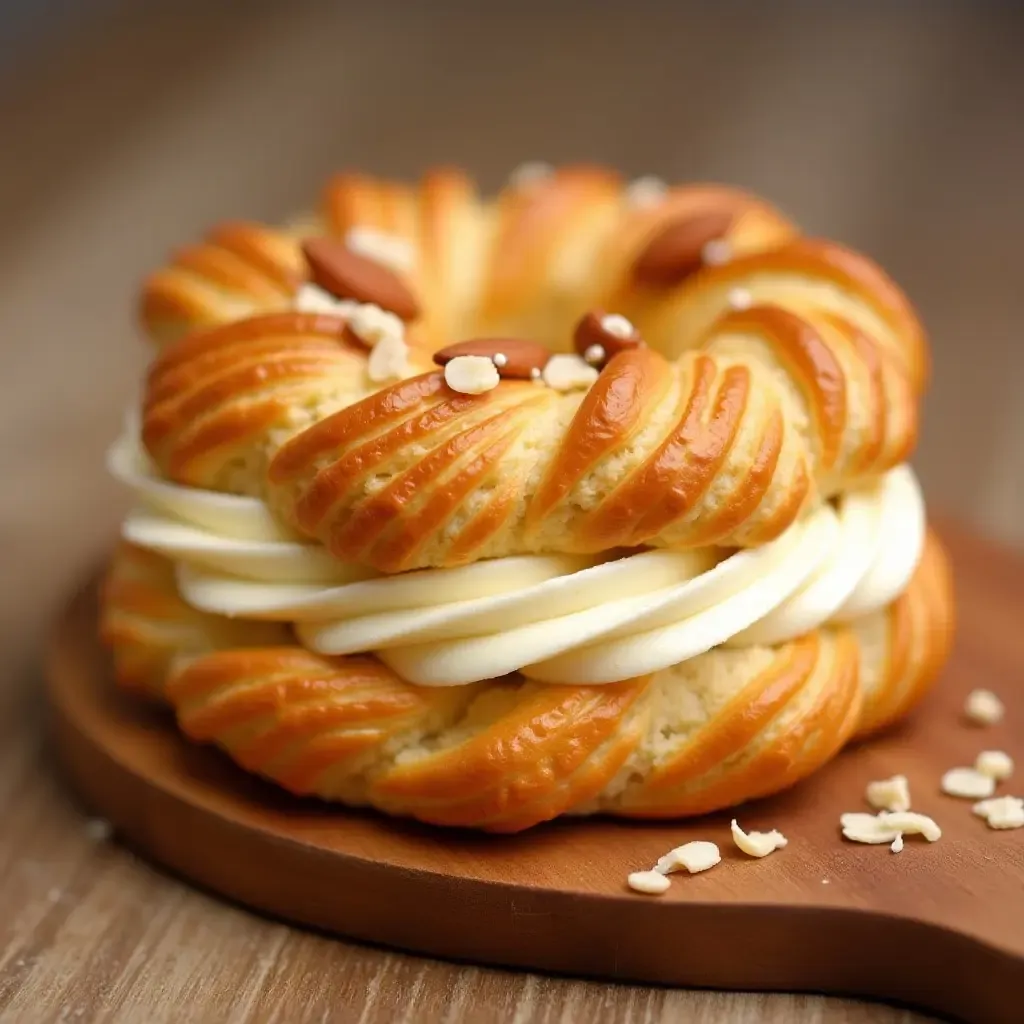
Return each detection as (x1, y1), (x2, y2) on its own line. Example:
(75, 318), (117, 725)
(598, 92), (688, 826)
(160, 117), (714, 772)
(108, 432), (925, 686)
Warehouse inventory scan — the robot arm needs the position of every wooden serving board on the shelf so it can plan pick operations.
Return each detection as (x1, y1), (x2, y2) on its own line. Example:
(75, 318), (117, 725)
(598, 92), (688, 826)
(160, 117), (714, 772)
(46, 548), (1024, 1024)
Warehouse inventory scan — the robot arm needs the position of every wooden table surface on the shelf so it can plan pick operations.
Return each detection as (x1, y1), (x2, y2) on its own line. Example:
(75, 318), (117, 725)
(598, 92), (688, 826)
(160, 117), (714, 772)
(17, 531), (1023, 1024)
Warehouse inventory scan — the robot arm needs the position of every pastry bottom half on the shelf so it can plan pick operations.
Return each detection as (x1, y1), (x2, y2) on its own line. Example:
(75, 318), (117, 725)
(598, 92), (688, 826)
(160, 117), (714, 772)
(99, 531), (954, 833)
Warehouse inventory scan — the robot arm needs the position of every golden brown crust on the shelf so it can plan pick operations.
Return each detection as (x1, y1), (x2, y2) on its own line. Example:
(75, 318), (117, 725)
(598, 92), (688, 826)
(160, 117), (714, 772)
(139, 307), (915, 567)
(597, 182), (798, 300)
(101, 529), (954, 831)
(610, 630), (864, 818)
(142, 313), (371, 491)
(852, 529), (955, 738)
(168, 647), (470, 796)
(140, 222), (306, 346)
(100, 542), (288, 699)
(260, 310), (913, 567)
(112, 166), (950, 831)
(133, 169), (923, 571)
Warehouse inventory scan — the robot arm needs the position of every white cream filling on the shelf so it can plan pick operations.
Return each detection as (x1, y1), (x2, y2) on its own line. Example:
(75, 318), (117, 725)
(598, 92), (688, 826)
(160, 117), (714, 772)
(108, 429), (925, 687)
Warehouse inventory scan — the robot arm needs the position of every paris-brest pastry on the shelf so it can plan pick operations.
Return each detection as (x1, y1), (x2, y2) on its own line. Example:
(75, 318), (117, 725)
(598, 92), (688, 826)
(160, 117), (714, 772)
(101, 165), (954, 832)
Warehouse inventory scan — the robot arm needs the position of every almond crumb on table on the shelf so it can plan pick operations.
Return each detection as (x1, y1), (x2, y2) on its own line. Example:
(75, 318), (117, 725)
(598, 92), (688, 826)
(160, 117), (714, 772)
(841, 810), (941, 846)
(941, 766), (996, 799)
(964, 688), (1005, 725)
(973, 796), (1024, 830)
(626, 870), (671, 895)
(975, 750), (1014, 781)
(730, 819), (788, 858)
(655, 841), (721, 875)
(865, 774), (912, 812)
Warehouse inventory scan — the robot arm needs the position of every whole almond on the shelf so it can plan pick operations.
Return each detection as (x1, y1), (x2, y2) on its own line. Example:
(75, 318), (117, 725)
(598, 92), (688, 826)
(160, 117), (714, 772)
(632, 209), (736, 287)
(302, 238), (421, 320)
(433, 337), (550, 380)
(573, 310), (643, 367)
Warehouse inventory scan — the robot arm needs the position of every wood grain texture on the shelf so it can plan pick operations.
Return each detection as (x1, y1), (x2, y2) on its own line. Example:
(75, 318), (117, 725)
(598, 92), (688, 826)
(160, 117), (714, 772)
(0, 692), (937, 1024)
(26, 524), (1022, 1024)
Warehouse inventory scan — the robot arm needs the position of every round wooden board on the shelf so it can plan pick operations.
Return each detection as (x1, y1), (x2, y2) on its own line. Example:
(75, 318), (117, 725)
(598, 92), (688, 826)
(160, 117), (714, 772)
(47, 572), (1024, 1024)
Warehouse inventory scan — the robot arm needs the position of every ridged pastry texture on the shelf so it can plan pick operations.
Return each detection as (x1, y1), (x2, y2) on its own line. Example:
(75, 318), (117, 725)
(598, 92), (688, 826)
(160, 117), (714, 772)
(100, 542), (289, 700)
(97, 164), (955, 830)
(101, 531), (952, 832)
(139, 168), (921, 571)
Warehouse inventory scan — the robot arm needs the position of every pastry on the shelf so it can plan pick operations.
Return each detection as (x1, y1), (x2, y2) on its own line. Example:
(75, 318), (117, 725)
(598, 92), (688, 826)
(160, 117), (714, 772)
(101, 165), (954, 832)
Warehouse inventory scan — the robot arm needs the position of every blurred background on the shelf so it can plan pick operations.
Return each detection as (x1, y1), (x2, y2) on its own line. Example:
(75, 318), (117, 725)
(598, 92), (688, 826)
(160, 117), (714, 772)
(2, 1), (1022, 663)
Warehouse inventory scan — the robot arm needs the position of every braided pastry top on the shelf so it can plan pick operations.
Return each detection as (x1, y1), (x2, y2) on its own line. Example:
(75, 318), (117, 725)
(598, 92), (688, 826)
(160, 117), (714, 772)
(139, 167), (923, 573)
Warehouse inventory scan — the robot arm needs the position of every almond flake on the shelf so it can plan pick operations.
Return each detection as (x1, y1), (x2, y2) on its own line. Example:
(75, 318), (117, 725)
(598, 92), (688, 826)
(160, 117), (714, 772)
(349, 303), (404, 348)
(840, 812), (901, 845)
(941, 767), (996, 800)
(840, 810), (940, 845)
(627, 870), (671, 895)
(294, 282), (358, 317)
(865, 774), (911, 813)
(975, 750), (1013, 781)
(701, 238), (732, 265)
(625, 175), (668, 208)
(444, 355), (500, 395)
(964, 689), (1004, 725)
(655, 840), (721, 875)
(728, 287), (753, 310)
(876, 811), (941, 842)
(542, 354), (599, 392)
(731, 819), (788, 858)
(973, 796), (1024, 830)
(366, 333), (409, 383)
(345, 227), (414, 275)
(508, 161), (553, 189)
(599, 313), (636, 340)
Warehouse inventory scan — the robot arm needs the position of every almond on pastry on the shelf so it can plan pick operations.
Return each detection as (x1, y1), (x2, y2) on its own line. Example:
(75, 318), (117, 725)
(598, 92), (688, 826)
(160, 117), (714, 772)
(443, 355), (500, 395)
(433, 338), (550, 380)
(541, 353), (599, 391)
(302, 237), (420, 320)
(572, 310), (644, 368)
